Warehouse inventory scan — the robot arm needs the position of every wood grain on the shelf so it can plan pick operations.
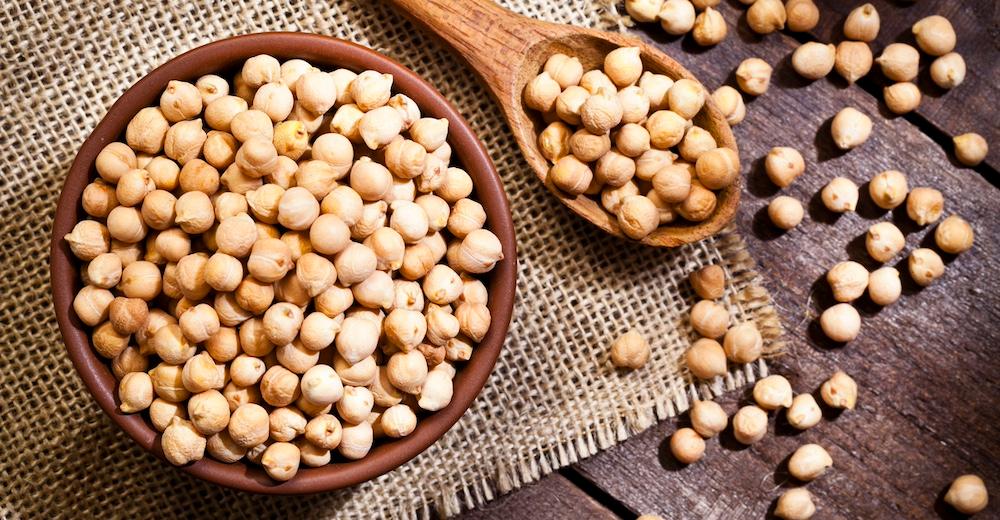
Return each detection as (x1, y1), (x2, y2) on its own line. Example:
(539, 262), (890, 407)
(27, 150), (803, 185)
(459, 472), (620, 520)
(388, 0), (741, 247)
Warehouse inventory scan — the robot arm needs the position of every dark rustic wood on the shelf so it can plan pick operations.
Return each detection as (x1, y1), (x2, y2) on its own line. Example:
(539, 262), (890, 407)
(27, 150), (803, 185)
(459, 472), (620, 519)
(456, 1), (998, 518)
(388, 0), (741, 247)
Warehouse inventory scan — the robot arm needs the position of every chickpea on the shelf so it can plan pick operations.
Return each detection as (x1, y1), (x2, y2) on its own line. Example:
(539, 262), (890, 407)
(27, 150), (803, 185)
(844, 3), (879, 42)
(775, 488), (816, 520)
(944, 474), (989, 515)
(768, 196), (804, 230)
(868, 169), (908, 210)
(930, 53), (966, 90)
(953, 133), (988, 167)
(835, 41), (874, 85)
(877, 43), (920, 82)
(119, 260), (162, 301)
(820, 303), (860, 343)
(764, 147), (804, 188)
(723, 323), (762, 363)
(909, 248), (945, 287)
(161, 418), (207, 466)
(609, 329), (650, 369)
(118, 371), (154, 413)
(786, 393), (821, 430)
(866, 222), (905, 263)
(106, 206), (147, 244)
(658, 0), (696, 36)
(753, 374), (793, 410)
(736, 58), (772, 97)
(906, 187), (944, 226)
(792, 42), (836, 80)
(827, 261), (868, 302)
(692, 7), (727, 46)
(675, 181), (717, 222)
(689, 400), (727, 438)
(830, 107), (872, 150)
(670, 428), (706, 464)
(95, 142), (137, 183)
(690, 300), (729, 338)
(732, 405), (768, 444)
(821, 176), (859, 213)
(695, 147), (739, 190)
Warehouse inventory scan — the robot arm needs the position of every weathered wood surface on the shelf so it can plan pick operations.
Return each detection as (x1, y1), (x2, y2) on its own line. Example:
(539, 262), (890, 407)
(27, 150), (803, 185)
(455, 0), (998, 518)
(460, 472), (619, 519)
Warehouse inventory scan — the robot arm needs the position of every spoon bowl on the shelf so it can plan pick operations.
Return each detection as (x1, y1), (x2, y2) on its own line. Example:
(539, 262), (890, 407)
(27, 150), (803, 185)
(389, 0), (739, 247)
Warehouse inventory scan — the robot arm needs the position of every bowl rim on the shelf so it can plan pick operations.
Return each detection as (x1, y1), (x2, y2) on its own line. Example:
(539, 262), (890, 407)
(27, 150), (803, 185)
(48, 32), (518, 495)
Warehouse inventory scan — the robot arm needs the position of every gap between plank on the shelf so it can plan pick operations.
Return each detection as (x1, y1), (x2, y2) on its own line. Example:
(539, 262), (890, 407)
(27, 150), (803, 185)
(559, 467), (639, 519)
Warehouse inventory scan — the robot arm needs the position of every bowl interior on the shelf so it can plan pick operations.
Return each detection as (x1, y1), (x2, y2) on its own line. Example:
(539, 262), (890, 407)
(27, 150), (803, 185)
(49, 32), (517, 494)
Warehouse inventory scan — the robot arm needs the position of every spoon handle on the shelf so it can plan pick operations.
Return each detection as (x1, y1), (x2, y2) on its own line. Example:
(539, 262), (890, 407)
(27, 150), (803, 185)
(386, 0), (550, 107)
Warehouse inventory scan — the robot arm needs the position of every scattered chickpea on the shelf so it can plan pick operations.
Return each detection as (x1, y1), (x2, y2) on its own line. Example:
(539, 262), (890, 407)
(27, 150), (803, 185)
(944, 474), (989, 515)
(883, 82), (921, 115)
(866, 222), (905, 263)
(820, 303), (860, 343)
(912, 15), (956, 57)
(909, 248), (945, 286)
(868, 266), (901, 306)
(786, 393), (821, 430)
(868, 169), (908, 210)
(820, 370), (858, 409)
(689, 400), (728, 438)
(768, 196), (804, 230)
(610, 329), (651, 369)
(735, 58), (772, 97)
(690, 299), (729, 339)
(775, 488), (816, 520)
(746, 0), (786, 34)
(934, 215), (974, 255)
(792, 42), (836, 80)
(784, 0), (819, 32)
(953, 133), (988, 167)
(827, 261), (869, 302)
(788, 443), (832, 481)
(830, 107), (872, 150)
(732, 405), (768, 444)
(906, 187), (944, 226)
(685, 338), (728, 379)
(877, 44), (920, 83)
(764, 147), (804, 188)
(753, 374), (793, 410)
(834, 41), (873, 85)
(692, 7), (727, 46)
(670, 427), (706, 464)
(723, 322), (762, 363)
(843, 3), (880, 42)
(821, 176), (859, 213)
(689, 264), (725, 300)
(658, 0), (696, 36)
(930, 53), (966, 90)
(711, 86), (746, 126)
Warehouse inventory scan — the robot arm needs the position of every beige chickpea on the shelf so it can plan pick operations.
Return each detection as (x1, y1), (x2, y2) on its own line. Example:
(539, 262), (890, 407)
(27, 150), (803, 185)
(732, 405), (768, 444)
(695, 147), (739, 190)
(785, 0), (818, 32)
(164, 119), (207, 166)
(711, 86), (745, 127)
(953, 133), (988, 167)
(350, 201), (387, 240)
(202, 253), (241, 293)
(108, 296), (148, 335)
(569, 129), (612, 163)
(262, 302), (304, 346)
(337, 385), (375, 426)
(375, 404), (414, 438)
(617, 194), (659, 240)
(250, 82), (293, 123)
(578, 88), (624, 135)
(174, 191), (215, 234)
(935, 215), (974, 255)
(612, 124), (649, 160)
(455, 229), (503, 274)
(827, 261), (869, 302)
(304, 414), (343, 450)
(821, 176), (859, 213)
(93, 321), (129, 359)
(821, 370), (857, 409)
(868, 169), (908, 209)
(686, 266), (724, 304)
(675, 180), (717, 222)
(348, 157), (392, 202)
(456, 302), (490, 342)
(246, 184), (284, 224)
(332, 243), (375, 287)
(204, 95), (248, 132)
(792, 42), (836, 80)
(179, 303), (221, 344)
(338, 420), (374, 460)
(126, 107), (170, 154)
(353, 270), (395, 310)
(747, 0), (786, 34)
(260, 442), (300, 482)
(95, 142), (137, 183)
(395, 279), (428, 310)
(238, 319), (273, 357)
(119, 260), (162, 301)
(187, 389), (231, 435)
(690, 300), (729, 338)
(330, 103), (364, 143)
(820, 303), (860, 343)
(768, 196), (804, 230)
(912, 15), (956, 57)
(645, 109), (687, 149)
(150, 363), (190, 402)
(775, 488), (816, 520)
(538, 121), (573, 163)
(417, 367), (454, 411)
(866, 222), (905, 263)
(87, 252), (123, 290)
(600, 181), (640, 215)
(230, 109), (274, 144)
(118, 371), (154, 413)
(867, 266), (901, 306)
(363, 227), (405, 271)
(409, 118), (449, 153)
(877, 43), (920, 82)
(292, 70), (336, 114)
(612, 88), (648, 127)
(140, 190), (177, 231)
(444, 336), (473, 362)
(112, 346), (149, 380)
(322, 187), (364, 229)
(299, 312), (341, 352)
(844, 3), (879, 41)
(909, 248), (945, 286)
(206, 430), (247, 463)
(223, 380), (262, 412)
(175, 252), (210, 300)
(883, 82), (921, 115)
(215, 291), (255, 327)
(116, 168), (156, 207)
(297, 365), (342, 408)
(763, 147), (804, 188)
(234, 137), (278, 180)
(149, 398), (187, 432)
(226, 355), (264, 389)
(753, 374), (793, 410)
(213, 214), (256, 259)
(670, 427), (706, 464)
(349, 70), (393, 111)
(787, 393), (822, 430)
(831, 107), (872, 150)
(633, 151), (672, 185)
(625, 0), (663, 22)
(788, 443), (833, 482)
(835, 41), (873, 85)
(667, 79), (705, 119)
(944, 474), (989, 515)
(107, 206), (147, 244)
(241, 55), (280, 88)
(547, 155), (592, 196)
(723, 322), (762, 363)
(260, 365), (301, 408)
(178, 159), (221, 195)
(65, 220), (110, 261)
(266, 407), (306, 442)
(596, 150), (637, 188)
(335, 315), (380, 364)
(388, 93), (421, 129)
(161, 418), (206, 466)
(677, 126), (716, 163)
(540, 53), (583, 90)
(906, 187), (944, 226)
(689, 400), (727, 437)
(425, 305), (460, 346)
(82, 179), (119, 218)
(278, 59), (312, 93)
(523, 71), (561, 113)
(334, 354), (378, 388)
(658, 0), (696, 35)
(382, 309), (427, 352)
(291, 255), (333, 299)
(245, 238), (292, 284)
(930, 52), (966, 89)
(384, 138), (428, 180)
(692, 7), (727, 46)
(609, 329), (650, 369)
(604, 46), (642, 88)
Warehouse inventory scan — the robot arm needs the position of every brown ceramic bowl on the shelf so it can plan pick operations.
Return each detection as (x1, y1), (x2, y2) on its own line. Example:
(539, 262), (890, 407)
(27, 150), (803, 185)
(49, 33), (517, 494)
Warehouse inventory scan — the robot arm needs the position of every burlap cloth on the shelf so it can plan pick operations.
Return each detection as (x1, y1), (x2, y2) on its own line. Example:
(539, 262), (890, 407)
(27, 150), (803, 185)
(0, 1), (784, 517)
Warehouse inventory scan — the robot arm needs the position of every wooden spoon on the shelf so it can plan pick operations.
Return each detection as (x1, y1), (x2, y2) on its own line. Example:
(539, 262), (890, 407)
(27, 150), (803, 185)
(387, 0), (739, 247)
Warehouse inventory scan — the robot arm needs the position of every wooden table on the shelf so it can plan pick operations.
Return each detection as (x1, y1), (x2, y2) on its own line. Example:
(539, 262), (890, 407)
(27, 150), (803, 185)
(462, 1), (999, 518)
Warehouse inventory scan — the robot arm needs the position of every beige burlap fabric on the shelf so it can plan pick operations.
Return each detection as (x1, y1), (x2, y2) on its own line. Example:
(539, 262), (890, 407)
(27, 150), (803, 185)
(0, 1), (784, 517)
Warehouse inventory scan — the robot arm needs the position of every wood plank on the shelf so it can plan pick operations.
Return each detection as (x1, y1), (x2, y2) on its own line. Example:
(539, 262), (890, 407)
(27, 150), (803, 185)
(803, 0), (1000, 171)
(459, 472), (622, 519)
(564, 2), (1000, 519)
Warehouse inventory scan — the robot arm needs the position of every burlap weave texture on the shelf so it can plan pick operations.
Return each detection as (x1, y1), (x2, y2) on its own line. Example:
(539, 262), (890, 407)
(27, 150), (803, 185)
(0, 1), (783, 518)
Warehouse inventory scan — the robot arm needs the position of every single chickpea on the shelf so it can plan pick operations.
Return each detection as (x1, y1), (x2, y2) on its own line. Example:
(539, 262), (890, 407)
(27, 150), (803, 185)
(538, 121), (573, 163)
(108, 296), (148, 335)
(821, 176), (859, 213)
(670, 428), (706, 464)
(600, 181), (640, 214)
(116, 168), (156, 207)
(723, 322), (762, 363)
(819, 370), (858, 410)
(375, 404), (415, 438)
(953, 133), (988, 167)
(164, 119), (207, 166)
(87, 252), (123, 289)
(689, 265), (724, 301)
(944, 474), (989, 515)
(118, 260), (162, 301)
(668, 79), (705, 119)
(425, 306), (460, 346)
(337, 385), (376, 425)
(883, 82), (921, 115)
(65, 220), (110, 261)
(784, 0), (818, 32)
(868, 266), (901, 306)
(791, 42), (836, 81)
(844, 3), (879, 41)
(689, 399), (728, 437)
(541, 53), (583, 89)
(827, 261), (868, 302)
(456, 302), (490, 342)
(820, 303), (860, 342)
(642, 111), (684, 150)
(877, 44), (920, 82)
(150, 362), (190, 402)
(266, 407), (306, 442)
(692, 7), (727, 46)
(935, 215), (974, 254)
(107, 206), (147, 244)
(635, 149), (675, 182)
(906, 187), (944, 226)
(95, 142), (137, 183)
(909, 248), (945, 286)
(930, 52), (966, 89)
(259, 365), (301, 408)
(230, 109), (274, 143)
(678, 126), (716, 163)
(92, 321), (129, 359)
(417, 367), (454, 411)
(351, 70), (394, 111)
(250, 82), (293, 123)
(609, 329), (651, 369)
(112, 346), (149, 380)
(118, 371), (154, 413)
(247, 237), (293, 284)
(82, 179), (119, 218)
(305, 414), (343, 450)
(454, 229), (503, 274)
(334, 354), (378, 387)
(141, 190), (177, 231)
(241, 55), (280, 87)
(259, 442), (300, 482)
(695, 147), (739, 190)
(753, 374), (793, 410)
(675, 181), (717, 222)
(658, 0), (696, 35)
(732, 405), (768, 444)
(299, 311), (342, 352)
(912, 15), (956, 57)
(353, 270), (395, 310)
(161, 418), (206, 466)
(523, 71), (561, 113)
(580, 88), (625, 135)
(336, 316), (380, 364)
(615, 123), (652, 159)
(649, 164), (689, 204)
(174, 191), (215, 234)
(711, 86), (746, 126)
(228, 402), (270, 447)
(775, 488), (816, 520)
(866, 222), (905, 263)
(410, 117), (450, 152)
(617, 195), (659, 240)
(830, 107), (872, 150)
(868, 169), (908, 210)
(261, 302), (303, 346)
(204, 95), (248, 132)
(604, 46), (643, 88)
(568, 129), (610, 163)
(338, 421), (374, 460)
(787, 393), (822, 430)
(788, 443), (833, 482)
(835, 41), (873, 85)
(187, 389), (231, 436)
(615, 87), (649, 126)
(126, 107), (170, 154)
(625, 0), (663, 22)
(149, 398), (187, 433)
(179, 303), (221, 344)
(690, 300), (729, 338)
(334, 242), (377, 286)
(747, 0), (786, 34)
(546, 155), (592, 196)
(768, 196), (804, 230)
(595, 150), (636, 188)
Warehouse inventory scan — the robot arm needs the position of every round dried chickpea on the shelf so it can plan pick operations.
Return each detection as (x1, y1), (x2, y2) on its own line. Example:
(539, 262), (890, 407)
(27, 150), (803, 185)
(935, 215), (974, 254)
(753, 374), (793, 410)
(732, 405), (768, 444)
(868, 170), (908, 210)
(906, 187), (944, 226)
(723, 323), (762, 363)
(736, 58), (773, 97)
(675, 181), (717, 222)
(827, 261), (868, 302)
(544, 53), (584, 89)
(765, 147), (804, 188)
(944, 474), (989, 515)
(768, 196), (804, 230)
(689, 400), (727, 438)
(690, 300), (729, 338)
(866, 222), (905, 263)
(820, 303), (860, 343)
(670, 428), (705, 464)
(821, 177), (859, 213)
(909, 248), (945, 286)
(686, 338), (727, 379)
